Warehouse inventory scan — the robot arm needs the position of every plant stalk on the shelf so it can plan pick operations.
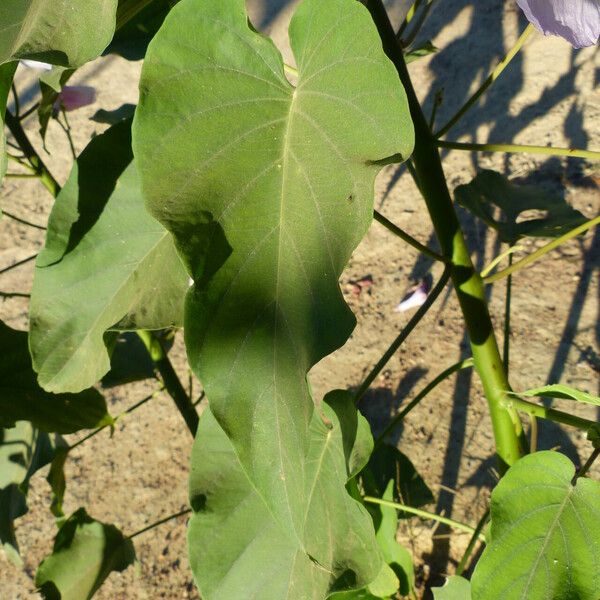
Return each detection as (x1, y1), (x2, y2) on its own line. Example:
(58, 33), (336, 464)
(364, 0), (525, 470)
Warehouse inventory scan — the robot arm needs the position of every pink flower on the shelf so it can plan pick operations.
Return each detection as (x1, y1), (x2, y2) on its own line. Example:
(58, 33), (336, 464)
(517, 0), (600, 48)
(53, 86), (96, 114)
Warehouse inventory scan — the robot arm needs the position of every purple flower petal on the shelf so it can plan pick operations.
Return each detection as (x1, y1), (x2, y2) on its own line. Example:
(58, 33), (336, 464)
(394, 280), (429, 313)
(517, 0), (600, 48)
(53, 86), (96, 113)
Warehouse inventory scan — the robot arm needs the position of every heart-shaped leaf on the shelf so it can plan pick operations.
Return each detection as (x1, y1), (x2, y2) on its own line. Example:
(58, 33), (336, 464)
(188, 392), (382, 599)
(455, 170), (587, 244)
(0, 1), (118, 67)
(0, 321), (112, 433)
(134, 0), (412, 566)
(29, 119), (188, 393)
(35, 508), (135, 600)
(471, 451), (600, 599)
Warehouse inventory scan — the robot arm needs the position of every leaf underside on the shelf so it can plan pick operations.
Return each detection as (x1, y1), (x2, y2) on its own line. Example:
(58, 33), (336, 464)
(515, 384), (600, 407)
(471, 451), (600, 599)
(29, 119), (188, 393)
(133, 0), (413, 596)
(0, 0), (118, 67)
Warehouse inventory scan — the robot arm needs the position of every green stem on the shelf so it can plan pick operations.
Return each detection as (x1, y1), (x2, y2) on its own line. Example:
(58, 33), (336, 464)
(364, 0), (524, 470)
(402, 0), (437, 48)
(504, 395), (600, 434)
(137, 331), (199, 436)
(577, 448), (600, 479)
(58, 109), (77, 159)
(0, 253), (37, 275)
(354, 265), (451, 402)
(375, 357), (474, 446)
(363, 496), (485, 540)
(373, 210), (448, 262)
(435, 139), (600, 161)
(435, 24), (534, 139)
(4, 110), (61, 197)
(503, 254), (513, 375)
(4, 172), (40, 179)
(485, 215), (600, 283)
(456, 508), (489, 576)
(128, 508), (191, 540)
(0, 209), (46, 230)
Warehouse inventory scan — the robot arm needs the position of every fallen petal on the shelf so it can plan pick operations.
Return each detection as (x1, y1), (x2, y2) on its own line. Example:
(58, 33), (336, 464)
(517, 0), (600, 48)
(394, 281), (429, 312)
(20, 59), (52, 71)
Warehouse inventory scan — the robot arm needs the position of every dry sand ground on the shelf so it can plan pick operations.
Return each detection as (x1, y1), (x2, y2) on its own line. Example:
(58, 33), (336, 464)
(1, 0), (599, 598)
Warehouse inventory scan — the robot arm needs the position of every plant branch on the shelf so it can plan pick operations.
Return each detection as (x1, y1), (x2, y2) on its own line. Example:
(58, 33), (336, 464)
(4, 110), (61, 197)
(138, 331), (199, 436)
(0, 253), (37, 275)
(364, 0), (525, 470)
(354, 265), (451, 402)
(373, 210), (448, 262)
(363, 496), (485, 540)
(435, 139), (600, 161)
(375, 357), (474, 446)
(484, 215), (600, 283)
(0, 209), (46, 230)
(576, 448), (600, 479)
(128, 508), (192, 540)
(435, 24), (534, 138)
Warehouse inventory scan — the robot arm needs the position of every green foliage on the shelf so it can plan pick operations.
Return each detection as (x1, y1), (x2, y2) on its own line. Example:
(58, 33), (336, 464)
(0, 0), (118, 67)
(455, 170), (587, 244)
(188, 392), (382, 599)
(471, 451), (600, 599)
(135, 2), (412, 592)
(35, 508), (135, 600)
(29, 119), (188, 393)
(0, 61), (16, 186)
(432, 576), (471, 599)
(0, 321), (112, 433)
(513, 384), (600, 406)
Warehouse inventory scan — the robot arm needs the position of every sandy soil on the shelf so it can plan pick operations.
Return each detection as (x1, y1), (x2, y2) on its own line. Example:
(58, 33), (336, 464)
(1, 1), (599, 598)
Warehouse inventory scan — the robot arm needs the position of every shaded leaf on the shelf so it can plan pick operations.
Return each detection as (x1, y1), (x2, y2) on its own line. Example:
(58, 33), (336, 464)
(101, 332), (157, 388)
(455, 170), (587, 244)
(432, 576), (472, 599)
(513, 384), (600, 406)
(0, 61), (17, 187)
(135, 3), (412, 594)
(188, 392), (382, 599)
(471, 451), (600, 599)
(363, 444), (434, 518)
(405, 41), (438, 63)
(29, 119), (188, 393)
(91, 103), (136, 125)
(38, 67), (75, 145)
(47, 443), (69, 519)
(0, 322), (112, 433)
(0, 1), (118, 67)
(35, 508), (135, 600)
(108, 0), (176, 61)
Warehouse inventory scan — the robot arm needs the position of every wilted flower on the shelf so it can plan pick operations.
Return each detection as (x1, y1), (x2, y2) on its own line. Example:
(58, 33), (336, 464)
(394, 279), (430, 313)
(517, 0), (600, 48)
(53, 85), (96, 114)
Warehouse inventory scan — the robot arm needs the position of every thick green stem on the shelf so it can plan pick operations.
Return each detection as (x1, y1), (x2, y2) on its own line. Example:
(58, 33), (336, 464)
(364, 0), (524, 470)
(456, 508), (489, 576)
(4, 110), (60, 197)
(138, 331), (199, 436)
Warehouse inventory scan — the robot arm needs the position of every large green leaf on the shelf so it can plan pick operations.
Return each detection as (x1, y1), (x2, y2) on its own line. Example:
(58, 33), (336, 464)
(134, 0), (412, 568)
(0, 321), (112, 433)
(35, 508), (135, 600)
(454, 170), (587, 244)
(432, 576), (471, 600)
(0, 1), (118, 67)
(29, 119), (188, 393)
(512, 384), (600, 406)
(0, 61), (17, 188)
(188, 392), (382, 599)
(471, 451), (600, 599)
